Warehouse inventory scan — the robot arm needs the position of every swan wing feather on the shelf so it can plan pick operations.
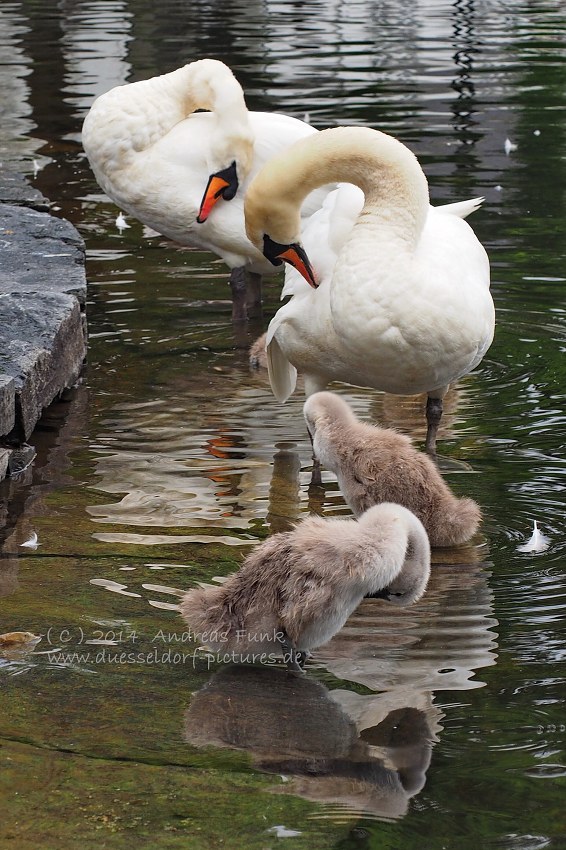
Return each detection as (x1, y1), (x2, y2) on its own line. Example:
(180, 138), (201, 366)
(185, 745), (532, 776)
(266, 316), (297, 402)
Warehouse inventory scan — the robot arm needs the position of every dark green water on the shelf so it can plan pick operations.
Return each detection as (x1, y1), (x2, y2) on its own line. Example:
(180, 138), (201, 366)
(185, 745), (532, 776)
(1, 1), (566, 848)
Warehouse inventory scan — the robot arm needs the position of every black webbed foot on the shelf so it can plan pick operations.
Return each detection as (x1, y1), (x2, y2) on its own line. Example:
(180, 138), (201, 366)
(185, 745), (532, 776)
(278, 629), (307, 674)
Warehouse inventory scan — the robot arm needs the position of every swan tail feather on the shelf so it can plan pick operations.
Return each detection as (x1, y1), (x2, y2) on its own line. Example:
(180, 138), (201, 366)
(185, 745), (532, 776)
(438, 197), (484, 219)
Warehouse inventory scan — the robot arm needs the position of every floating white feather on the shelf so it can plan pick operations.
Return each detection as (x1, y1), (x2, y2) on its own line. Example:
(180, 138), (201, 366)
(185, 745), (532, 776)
(267, 826), (302, 838)
(116, 211), (131, 232)
(517, 520), (550, 553)
(504, 138), (518, 155)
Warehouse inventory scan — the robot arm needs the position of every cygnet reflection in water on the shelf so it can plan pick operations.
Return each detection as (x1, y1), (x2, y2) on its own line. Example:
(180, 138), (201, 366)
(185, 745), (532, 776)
(183, 665), (440, 820)
(316, 557), (498, 693)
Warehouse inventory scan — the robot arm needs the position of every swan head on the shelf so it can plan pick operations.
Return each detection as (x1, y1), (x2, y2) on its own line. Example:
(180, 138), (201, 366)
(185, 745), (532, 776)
(245, 176), (318, 288)
(197, 130), (255, 223)
(197, 160), (239, 223)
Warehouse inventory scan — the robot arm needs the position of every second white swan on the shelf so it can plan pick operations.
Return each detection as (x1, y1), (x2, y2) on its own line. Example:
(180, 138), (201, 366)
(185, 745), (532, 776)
(244, 126), (495, 452)
(82, 59), (330, 320)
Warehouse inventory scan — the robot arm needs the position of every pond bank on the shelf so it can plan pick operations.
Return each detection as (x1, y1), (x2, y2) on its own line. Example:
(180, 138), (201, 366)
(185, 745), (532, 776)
(0, 169), (86, 481)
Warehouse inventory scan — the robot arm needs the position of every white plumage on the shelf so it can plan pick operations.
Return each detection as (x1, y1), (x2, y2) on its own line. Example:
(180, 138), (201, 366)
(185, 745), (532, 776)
(82, 58), (331, 319)
(245, 126), (495, 452)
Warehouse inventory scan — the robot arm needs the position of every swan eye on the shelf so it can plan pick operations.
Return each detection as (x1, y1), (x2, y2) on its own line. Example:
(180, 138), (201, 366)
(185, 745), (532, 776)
(197, 161), (238, 223)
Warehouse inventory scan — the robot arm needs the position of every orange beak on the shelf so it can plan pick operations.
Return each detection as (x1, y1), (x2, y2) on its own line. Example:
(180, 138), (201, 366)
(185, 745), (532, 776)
(197, 175), (230, 223)
(262, 234), (318, 288)
(278, 246), (318, 289)
(197, 161), (239, 224)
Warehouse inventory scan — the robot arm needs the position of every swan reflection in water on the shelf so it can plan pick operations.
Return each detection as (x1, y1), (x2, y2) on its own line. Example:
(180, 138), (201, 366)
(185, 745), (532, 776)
(184, 664), (442, 821)
(85, 347), (477, 543)
(317, 555), (498, 694)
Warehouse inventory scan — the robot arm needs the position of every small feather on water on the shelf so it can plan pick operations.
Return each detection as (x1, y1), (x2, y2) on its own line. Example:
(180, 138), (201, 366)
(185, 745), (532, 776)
(116, 212), (131, 232)
(504, 138), (518, 155)
(20, 532), (39, 550)
(267, 825), (302, 838)
(517, 520), (550, 553)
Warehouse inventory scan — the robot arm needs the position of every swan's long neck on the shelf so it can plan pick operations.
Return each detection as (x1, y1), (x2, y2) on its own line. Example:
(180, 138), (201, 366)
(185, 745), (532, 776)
(247, 126), (429, 251)
(83, 59), (252, 175)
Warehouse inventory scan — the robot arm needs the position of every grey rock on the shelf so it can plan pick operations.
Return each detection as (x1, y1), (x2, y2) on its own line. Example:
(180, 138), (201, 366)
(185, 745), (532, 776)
(0, 374), (15, 434)
(7, 444), (36, 475)
(0, 168), (50, 211)
(0, 447), (10, 480)
(0, 203), (86, 304)
(0, 171), (87, 475)
(0, 291), (86, 441)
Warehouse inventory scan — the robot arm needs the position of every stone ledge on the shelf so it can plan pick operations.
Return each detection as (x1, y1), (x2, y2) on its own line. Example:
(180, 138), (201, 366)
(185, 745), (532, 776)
(0, 374), (15, 435)
(0, 202), (86, 304)
(0, 168), (87, 479)
(0, 169), (50, 212)
(0, 291), (86, 441)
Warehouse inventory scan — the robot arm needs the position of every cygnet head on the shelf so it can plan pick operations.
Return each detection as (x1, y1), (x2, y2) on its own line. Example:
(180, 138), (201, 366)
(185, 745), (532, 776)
(359, 503), (431, 607)
(303, 391), (359, 440)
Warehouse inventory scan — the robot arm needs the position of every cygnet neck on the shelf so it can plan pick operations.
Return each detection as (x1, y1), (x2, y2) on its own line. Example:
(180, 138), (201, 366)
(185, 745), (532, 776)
(360, 504), (431, 604)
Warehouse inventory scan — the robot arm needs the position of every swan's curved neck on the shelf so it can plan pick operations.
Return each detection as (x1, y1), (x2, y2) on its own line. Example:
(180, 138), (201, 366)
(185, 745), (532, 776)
(84, 59), (251, 171)
(249, 126), (429, 248)
(161, 59), (250, 138)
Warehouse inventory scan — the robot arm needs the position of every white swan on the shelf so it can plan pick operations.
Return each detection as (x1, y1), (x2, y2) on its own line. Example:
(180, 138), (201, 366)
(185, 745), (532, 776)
(180, 502), (431, 672)
(244, 126), (495, 452)
(81, 59), (330, 321)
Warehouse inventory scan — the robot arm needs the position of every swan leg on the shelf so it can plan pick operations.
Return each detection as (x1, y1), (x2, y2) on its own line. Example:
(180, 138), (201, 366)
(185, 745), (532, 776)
(245, 271), (263, 319)
(278, 630), (306, 674)
(229, 268), (263, 321)
(306, 424), (323, 487)
(310, 456), (323, 487)
(425, 395), (443, 456)
(229, 267), (248, 322)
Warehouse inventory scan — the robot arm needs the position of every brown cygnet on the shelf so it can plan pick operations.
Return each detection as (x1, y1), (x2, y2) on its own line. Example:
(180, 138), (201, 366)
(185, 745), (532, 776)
(303, 391), (481, 547)
(180, 502), (430, 672)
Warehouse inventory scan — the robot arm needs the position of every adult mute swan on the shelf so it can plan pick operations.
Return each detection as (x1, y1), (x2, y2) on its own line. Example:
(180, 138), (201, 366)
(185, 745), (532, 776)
(180, 502), (431, 672)
(81, 59), (330, 321)
(244, 126), (495, 451)
(304, 391), (481, 546)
